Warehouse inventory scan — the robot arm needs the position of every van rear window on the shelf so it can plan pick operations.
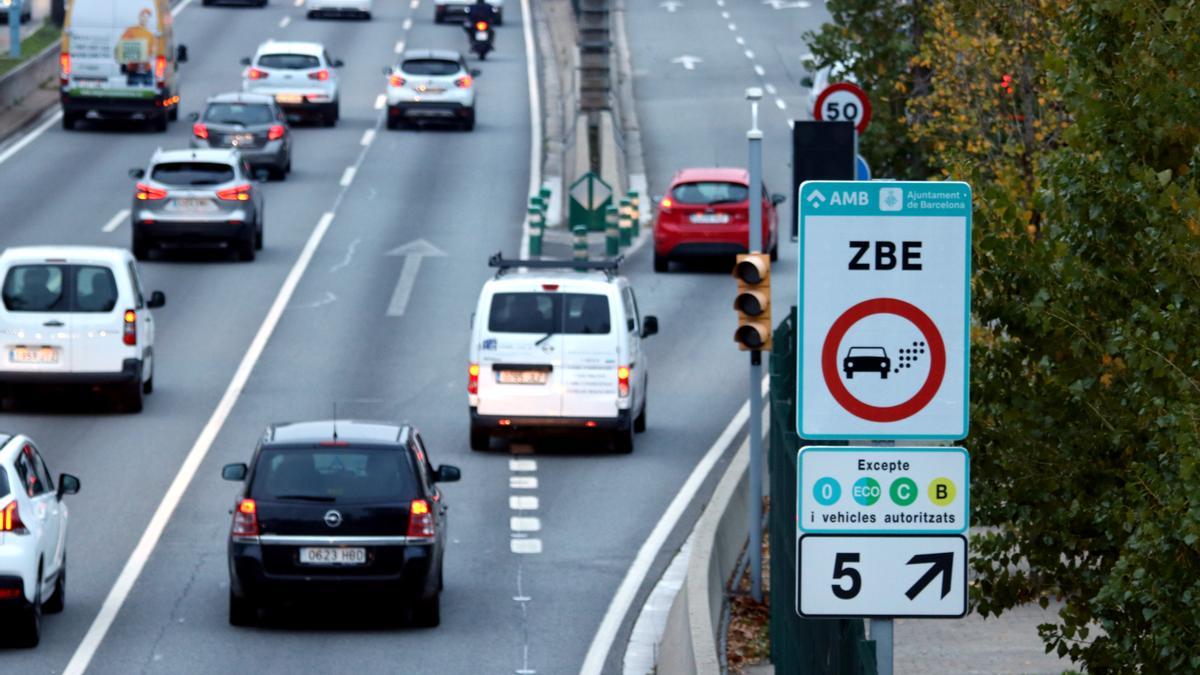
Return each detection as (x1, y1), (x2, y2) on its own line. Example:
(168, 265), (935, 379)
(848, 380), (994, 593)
(488, 293), (611, 335)
(2, 265), (118, 313)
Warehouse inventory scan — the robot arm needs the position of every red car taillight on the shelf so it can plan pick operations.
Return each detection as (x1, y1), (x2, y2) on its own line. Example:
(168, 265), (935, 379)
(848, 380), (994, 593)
(135, 183), (168, 200)
(123, 309), (137, 346)
(475, 21), (489, 31)
(59, 52), (71, 86)
(231, 498), (259, 538)
(454, 75), (473, 89)
(217, 184), (252, 201)
(154, 54), (167, 86)
(407, 499), (435, 538)
(389, 74), (406, 87)
(0, 501), (27, 534)
(267, 124), (286, 141)
(467, 363), (479, 394)
(247, 67), (268, 80)
(308, 69), (330, 81)
(618, 366), (631, 398)
(193, 122), (209, 139)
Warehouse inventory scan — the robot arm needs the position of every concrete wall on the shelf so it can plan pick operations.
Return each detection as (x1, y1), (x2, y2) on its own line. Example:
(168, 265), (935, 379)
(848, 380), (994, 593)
(0, 41), (58, 112)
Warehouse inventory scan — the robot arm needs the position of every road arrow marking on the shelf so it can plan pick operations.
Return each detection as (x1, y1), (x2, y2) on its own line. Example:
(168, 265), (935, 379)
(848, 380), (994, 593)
(671, 55), (703, 71)
(905, 552), (954, 600)
(385, 239), (446, 317)
(659, 0), (682, 11)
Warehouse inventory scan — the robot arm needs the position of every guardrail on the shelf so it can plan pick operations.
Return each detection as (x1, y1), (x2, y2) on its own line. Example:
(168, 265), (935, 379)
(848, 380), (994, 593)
(0, 38), (58, 115)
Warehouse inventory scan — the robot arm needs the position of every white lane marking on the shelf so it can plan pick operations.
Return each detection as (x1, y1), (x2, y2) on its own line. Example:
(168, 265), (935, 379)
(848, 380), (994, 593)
(374, 93), (386, 110)
(0, 111), (59, 167)
(579, 376), (770, 675)
(402, 17), (412, 30)
(510, 459), (537, 472)
(511, 516), (541, 532)
(776, 98), (787, 110)
(339, 166), (356, 187)
(754, 64), (765, 76)
(384, 239), (446, 317)
(410, 0), (418, 6)
(170, 0), (192, 16)
(510, 495), (539, 510)
(328, 237), (361, 273)
(660, 0), (681, 11)
(360, 129), (375, 146)
(720, 10), (729, 18)
(59, 204), (340, 675)
(294, 0), (303, 5)
(744, 49), (755, 59)
(716, 0), (724, 5)
(671, 55), (703, 71)
(278, 15), (290, 27)
(510, 476), (538, 489)
(511, 538), (542, 554)
(765, 82), (777, 95)
(735, 35), (744, 45)
(728, 22), (736, 30)
(101, 210), (130, 233)
(519, 0), (542, 260)
(394, 40), (405, 54)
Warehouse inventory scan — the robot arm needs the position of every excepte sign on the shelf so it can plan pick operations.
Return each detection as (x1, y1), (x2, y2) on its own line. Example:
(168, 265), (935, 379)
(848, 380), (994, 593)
(797, 180), (972, 440)
(798, 447), (969, 535)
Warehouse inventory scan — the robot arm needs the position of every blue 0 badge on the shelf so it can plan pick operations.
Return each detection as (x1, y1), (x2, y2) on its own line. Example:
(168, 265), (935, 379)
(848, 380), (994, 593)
(813, 477), (841, 506)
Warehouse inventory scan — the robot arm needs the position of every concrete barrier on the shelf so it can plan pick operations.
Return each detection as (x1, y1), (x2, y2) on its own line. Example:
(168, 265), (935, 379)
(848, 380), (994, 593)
(0, 40), (58, 113)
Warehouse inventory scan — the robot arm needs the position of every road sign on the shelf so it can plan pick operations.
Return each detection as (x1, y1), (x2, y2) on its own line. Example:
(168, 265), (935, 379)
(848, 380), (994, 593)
(813, 82), (872, 134)
(797, 180), (971, 439)
(799, 446), (968, 534)
(790, 121), (856, 240)
(855, 154), (870, 181)
(797, 534), (967, 618)
(569, 171), (613, 232)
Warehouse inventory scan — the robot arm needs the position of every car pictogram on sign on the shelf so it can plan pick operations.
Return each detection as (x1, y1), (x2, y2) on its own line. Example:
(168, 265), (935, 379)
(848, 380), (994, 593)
(843, 346), (890, 379)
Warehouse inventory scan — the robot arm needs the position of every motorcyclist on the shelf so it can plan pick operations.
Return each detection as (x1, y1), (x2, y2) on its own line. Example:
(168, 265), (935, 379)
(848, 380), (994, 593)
(465, 0), (497, 42)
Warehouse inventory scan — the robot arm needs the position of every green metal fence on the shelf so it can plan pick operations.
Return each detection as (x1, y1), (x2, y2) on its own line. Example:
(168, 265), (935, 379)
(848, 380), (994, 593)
(769, 306), (872, 674)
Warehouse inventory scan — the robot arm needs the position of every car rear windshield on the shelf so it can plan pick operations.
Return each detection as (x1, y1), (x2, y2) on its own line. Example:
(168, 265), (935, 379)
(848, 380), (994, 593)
(204, 103), (276, 126)
(401, 59), (460, 76)
(151, 162), (236, 187)
(488, 292), (611, 335)
(848, 347), (886, 357)
(250, 448), (419, 504)
(2, 264), (119, 313)
(671, 181), (749, 205)
(257, 53), (321, 70)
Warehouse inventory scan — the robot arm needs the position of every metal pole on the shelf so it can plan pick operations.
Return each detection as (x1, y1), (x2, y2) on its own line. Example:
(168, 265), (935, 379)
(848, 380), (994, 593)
(9, 0), (21, 59)
(870, 618), (894, 675)
(746, 87), (765, 603)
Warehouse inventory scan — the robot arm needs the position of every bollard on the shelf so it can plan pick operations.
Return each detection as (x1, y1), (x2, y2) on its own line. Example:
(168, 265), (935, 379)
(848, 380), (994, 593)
(605, 205), (619, 257)
(627, 191), (641, 238)
(528, 207), (544, 258)
(618, 198), (633, 247)
(572, 224), (589, 264)
(539, 186), (551, 202)
(530, 196), (545, 213)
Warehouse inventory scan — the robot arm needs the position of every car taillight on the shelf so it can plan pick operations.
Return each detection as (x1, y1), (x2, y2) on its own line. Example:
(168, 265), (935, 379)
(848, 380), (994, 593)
(388, 74), (406, 87)
(123, 309), (137, 346)
(231, 498), (259, 538)
(0, 500), (27, 534)
(217, 184), (252, 201)
(267, 124), (286, 141)
(308, 69), (330, 81)
(59, 52), (71, 85)
(618, 366), (631, 398)
(467, 363), (479, 394)
(660, 197), (674, 211)
(135, 183), (168, 201)
(407, 499), (435, 538)
(154, 54), (167, 84)
(455, 75), (473, 89)
(247, 67), (268, 80)
(193, 122), (209, 139)
(475, 21), (488, 30)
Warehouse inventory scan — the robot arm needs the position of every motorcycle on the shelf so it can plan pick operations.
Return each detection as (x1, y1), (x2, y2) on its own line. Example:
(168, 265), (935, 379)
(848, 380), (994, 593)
(466, 20), (494, 60)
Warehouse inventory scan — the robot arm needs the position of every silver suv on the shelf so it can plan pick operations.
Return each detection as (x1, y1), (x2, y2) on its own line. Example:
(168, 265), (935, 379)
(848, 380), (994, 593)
(128, 149), (265, 262)
(241, 41), (343, 126)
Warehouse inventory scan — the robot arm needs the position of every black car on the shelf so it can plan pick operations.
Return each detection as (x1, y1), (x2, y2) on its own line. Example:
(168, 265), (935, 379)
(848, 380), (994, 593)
(843, 346), (890, 379)
(221, 420), (461, 627)
(190, 93), (293, 180)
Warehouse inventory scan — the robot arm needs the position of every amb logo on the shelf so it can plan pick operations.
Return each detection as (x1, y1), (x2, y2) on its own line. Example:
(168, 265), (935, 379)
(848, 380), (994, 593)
(806, 189), (870, 209)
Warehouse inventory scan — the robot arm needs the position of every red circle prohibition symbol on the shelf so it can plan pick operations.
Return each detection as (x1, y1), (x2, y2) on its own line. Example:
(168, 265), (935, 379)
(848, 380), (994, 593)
(821, 298), (946, 422)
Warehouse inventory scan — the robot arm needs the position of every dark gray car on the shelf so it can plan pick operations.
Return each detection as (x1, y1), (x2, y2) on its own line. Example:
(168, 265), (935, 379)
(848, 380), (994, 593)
(190, 93), (292, 180)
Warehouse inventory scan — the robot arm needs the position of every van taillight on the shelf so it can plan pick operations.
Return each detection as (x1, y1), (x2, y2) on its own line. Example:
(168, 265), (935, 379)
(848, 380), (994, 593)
(123, 309), (137, 346)
(231, 498), (259, 538)
(468, 363), (479, 394)
(155, 54), (167, 86)
(407, 500), (435, 538)
(0, 501), (27, 533)
(59, 52), (71, 86)
(617, 365), (630, 398)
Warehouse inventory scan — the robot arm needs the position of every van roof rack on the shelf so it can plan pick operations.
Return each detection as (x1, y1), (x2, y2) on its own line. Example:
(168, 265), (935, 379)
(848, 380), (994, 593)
(488, 253), (623, 278)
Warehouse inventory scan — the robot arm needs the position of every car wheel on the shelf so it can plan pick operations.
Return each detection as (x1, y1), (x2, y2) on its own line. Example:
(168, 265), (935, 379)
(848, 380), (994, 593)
(151, 111), (168, 132)
(845, 371), (853, 379)
(306, 9), (315, 18)
(16, 567), (42, 648)
(44, 558), (65, 614)
(770, 243), (778, 262)
(168, 105), (178, 122)
(132, 233), (152, 261)
(142, 360), (154, 394)
(469, 425), (489, 451)
(613, 423), (634, 454)
(61, 112), (77, 131)
(495, 10), (502, 25)
(386, 108), (400, 130)
(881, 370), (888, 379)
(653, 252), (668, 273)
(238, 231), (257, 262)
(462, 108), (475, 131)
(285, 158), (292, 174)
(361, 10), (370, 19)
(122, 378), (144, 413)
(228, 591), (257, 627)
(634, 399), (646, 433)
(255, 223), (263, 250)
(412, 592), (440, 628)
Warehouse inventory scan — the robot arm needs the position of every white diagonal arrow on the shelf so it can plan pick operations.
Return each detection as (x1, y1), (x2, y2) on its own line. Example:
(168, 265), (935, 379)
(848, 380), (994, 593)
(385, 239), (446, 317)
(660, 0), (682, 11)
(671, 55), (703, 71)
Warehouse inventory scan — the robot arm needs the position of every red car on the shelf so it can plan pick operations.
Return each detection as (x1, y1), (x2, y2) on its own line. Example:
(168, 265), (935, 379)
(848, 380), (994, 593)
(652, 168), (784, 273)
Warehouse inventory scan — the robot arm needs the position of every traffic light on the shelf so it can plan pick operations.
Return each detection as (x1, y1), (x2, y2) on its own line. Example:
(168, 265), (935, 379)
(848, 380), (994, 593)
(733, 253), (772, 351)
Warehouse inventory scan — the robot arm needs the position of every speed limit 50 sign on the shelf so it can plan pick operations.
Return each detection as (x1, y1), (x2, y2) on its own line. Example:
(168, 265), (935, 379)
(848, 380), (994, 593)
(814, 82), (872, 134)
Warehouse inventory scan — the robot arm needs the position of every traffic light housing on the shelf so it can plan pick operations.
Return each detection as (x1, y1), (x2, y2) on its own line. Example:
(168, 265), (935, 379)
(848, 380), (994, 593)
(733, 253), (772, 351)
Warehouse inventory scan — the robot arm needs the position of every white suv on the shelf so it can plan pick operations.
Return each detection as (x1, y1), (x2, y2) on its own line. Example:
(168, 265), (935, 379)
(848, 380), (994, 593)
(241, 41), (343, 126)
(0, 247), (165, 412)
(385, 50), (479, 131)
(468, 256), (657, 453)
(0, 435), (80, 648)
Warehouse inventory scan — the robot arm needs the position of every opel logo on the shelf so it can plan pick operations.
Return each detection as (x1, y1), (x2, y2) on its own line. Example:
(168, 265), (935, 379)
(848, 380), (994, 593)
(323, 510), (343, 528)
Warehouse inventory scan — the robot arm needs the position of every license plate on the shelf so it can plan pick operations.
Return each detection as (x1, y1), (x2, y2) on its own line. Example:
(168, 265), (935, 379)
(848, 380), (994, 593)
(10, 347), (59, 364)
(475, 30), (489, 40)
(171, 198), (217, 211)
(497, 370), (548, 385)
(690, 213), (731, 224)
(298, 547), (366, 565)
(229, 133), (255, 146)
(275, 94), (303, 104)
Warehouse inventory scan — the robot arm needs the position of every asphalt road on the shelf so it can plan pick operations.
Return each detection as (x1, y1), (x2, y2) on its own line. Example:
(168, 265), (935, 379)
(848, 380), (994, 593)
(0, 0), (831, 673)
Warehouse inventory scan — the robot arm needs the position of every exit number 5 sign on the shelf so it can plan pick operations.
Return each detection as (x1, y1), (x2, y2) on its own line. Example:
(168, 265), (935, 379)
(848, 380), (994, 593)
(797, 181), (972, 440)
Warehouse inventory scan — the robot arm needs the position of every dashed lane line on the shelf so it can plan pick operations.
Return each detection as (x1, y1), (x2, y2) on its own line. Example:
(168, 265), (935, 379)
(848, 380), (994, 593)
(509, 495), (539, 510)
(278, 15), (290, 27)
(510, 458), (537, 472)
(402, 17), (412, 30)
(511, 517), (541, 532)
(394, 40), (406, 54)
(101, 210), (130, 233)
(510, 475), (538, 489)
(374, 93), (386, 110)
(360, 129), (375, 146)
(339, 166), (356, 187)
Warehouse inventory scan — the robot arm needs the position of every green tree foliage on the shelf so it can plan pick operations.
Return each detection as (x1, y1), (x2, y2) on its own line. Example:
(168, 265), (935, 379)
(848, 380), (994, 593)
(806, 1), (1200, 670)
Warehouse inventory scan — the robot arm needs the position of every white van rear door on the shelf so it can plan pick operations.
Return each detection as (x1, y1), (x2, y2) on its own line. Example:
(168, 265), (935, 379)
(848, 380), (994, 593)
(70, 264), (131, 374)
(559, 292), (620, 419)
(0, 263), (74, 374)
(477, 291), (563, 417)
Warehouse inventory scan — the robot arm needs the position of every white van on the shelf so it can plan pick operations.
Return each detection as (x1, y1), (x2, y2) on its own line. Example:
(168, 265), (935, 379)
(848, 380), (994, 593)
(59, 0), (188, 131)
(0, 247), (165, 412)
(468, 256), (657, 453)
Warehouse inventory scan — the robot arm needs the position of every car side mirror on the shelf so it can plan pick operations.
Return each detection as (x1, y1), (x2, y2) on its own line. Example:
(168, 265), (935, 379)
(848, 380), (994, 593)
(188, 111), (200, 122)
(333, 59), (345, 68)
(128, 168), (145, 179)
(222, 463), (248, 481)
(435, 465), (461, 483)
(176, 45), (188, 63)
(771, 193), (786, 206)
(800, 75), (814, 88)
(470, 68), (481, 77)
(56, 473), (80, 500)
(240, 57), (251, 66)
(382, 66), (392, 76)
(641, 316), (659, 338)
(147, 290), (166, 308)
